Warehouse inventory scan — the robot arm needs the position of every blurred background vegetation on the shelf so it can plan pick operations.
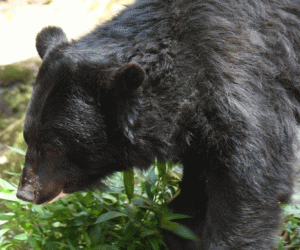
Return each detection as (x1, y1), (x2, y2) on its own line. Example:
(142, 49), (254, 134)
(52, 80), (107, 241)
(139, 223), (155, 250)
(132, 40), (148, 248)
(0, 0), (300, 249)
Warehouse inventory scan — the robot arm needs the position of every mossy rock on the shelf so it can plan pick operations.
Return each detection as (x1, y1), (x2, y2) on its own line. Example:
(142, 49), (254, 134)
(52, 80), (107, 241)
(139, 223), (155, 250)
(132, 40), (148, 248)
(0, 58), (40, 183)
(0, 58), (40, 87)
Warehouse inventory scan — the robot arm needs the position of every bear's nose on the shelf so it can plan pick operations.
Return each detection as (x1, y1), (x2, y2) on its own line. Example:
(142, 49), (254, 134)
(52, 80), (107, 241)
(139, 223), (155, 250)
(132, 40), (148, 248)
(16, 189), (35, 202)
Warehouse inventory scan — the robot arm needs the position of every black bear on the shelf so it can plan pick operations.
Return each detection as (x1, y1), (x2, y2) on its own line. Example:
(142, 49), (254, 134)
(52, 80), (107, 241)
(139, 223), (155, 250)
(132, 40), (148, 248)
(17, 0), (300, 249)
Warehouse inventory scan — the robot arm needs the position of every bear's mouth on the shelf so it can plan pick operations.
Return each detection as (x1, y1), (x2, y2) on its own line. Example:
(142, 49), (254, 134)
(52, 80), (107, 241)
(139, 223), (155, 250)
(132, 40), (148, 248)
(40, 191), (68, 205)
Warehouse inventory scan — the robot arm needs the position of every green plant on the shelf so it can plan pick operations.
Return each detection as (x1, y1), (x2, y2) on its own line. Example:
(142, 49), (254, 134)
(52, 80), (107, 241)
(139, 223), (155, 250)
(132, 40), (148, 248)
(0, 148), (197, 250)
(277, 204), (300, 249)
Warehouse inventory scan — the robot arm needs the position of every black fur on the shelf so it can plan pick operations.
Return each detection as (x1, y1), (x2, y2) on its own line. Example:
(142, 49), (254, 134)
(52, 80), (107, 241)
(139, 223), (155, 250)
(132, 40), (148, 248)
(17, 0), (300, 249)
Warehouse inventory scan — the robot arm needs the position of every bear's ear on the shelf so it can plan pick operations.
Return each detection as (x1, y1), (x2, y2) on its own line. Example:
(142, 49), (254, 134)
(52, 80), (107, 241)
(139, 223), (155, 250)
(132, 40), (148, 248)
(111, 63), (145, 97)
(36, 26), (68, 59)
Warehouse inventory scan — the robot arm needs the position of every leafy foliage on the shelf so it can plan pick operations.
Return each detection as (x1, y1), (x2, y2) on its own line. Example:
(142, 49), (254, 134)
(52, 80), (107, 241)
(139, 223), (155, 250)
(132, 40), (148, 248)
(0, 149), (199, 250)
(1, 148), (299, 249)
(277, 204), (300, 249)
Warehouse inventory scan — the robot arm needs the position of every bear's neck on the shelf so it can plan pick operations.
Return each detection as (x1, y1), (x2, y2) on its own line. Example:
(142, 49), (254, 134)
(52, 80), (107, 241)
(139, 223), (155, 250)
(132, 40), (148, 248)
(117, 65), (198, 169)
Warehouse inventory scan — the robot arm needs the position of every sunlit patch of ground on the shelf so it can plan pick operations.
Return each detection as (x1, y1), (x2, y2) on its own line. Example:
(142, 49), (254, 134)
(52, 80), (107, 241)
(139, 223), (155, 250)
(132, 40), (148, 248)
(0, 0), (135, 65)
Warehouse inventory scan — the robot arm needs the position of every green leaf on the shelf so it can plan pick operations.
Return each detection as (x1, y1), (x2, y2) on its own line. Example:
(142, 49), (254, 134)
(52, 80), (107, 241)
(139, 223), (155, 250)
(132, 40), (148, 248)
(0, 212), (14, 220)
(44, 243), (58, 250)
(283, 204), (300, 218)
(292, 194), (300, 200)
(3, 171), (21, 177)
(93, 245), (119, 250)
(140, 229), (160, 238)
(161, 220), (199, 241)
(0, 179), (16, 190)
(123, 169), (135, 202)
(0, 220), (8, 226)
(95, 211), (126, 224)
(73, 215), (89, 226)
(14, 233), (28, 241)
(0, 191), (27, 204)
(163, 212), (192, 221)
(171, 224), (199, 241)
(27, 236), (41, 250)
(145, 166), (157, 200)
(0, 229), (9, 237)
(0, 192), (18, 202)
(0, 244), (13, 250)
(124, 203), (139, 222)
(146, 182), (154, 200)
(89, 224), (102, 245)
(6, 146), (26, 156)
(132, 195), (158, 209)
(150, 239), (161, 250)
(147, 166), (157, 185)
(156, 160), (166, 177)
(67, 240), (77, 250)
(83, 231), (91, 248)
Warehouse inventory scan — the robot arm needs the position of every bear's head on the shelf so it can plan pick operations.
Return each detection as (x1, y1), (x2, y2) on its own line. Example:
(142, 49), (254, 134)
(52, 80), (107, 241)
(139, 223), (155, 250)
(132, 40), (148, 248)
(17, 27), (146, 204)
